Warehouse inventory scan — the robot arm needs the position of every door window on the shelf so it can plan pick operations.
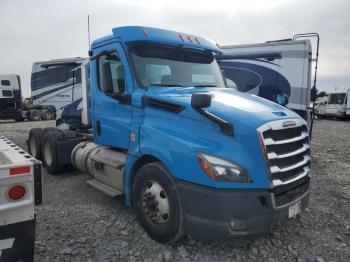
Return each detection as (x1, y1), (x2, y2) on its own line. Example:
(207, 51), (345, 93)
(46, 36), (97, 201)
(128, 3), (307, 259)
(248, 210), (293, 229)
(98, 54), (125, 94)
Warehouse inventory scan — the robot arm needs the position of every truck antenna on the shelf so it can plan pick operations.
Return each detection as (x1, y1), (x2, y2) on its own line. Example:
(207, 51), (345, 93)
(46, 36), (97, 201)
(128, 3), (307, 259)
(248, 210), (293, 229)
(88, 15), (92, 56)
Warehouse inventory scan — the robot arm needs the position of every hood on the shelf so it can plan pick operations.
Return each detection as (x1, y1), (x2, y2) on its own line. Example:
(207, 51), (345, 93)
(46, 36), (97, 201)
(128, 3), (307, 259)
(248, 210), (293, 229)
(144, 87), (301, 129)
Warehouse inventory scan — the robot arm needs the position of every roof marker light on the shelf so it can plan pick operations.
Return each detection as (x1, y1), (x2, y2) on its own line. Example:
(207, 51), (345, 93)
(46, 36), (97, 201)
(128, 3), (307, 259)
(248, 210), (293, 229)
(194, 37), (200, 44)
(179, 34), (185, 41)
(142, 29), (149, 36)
(187, 36), (193, 43)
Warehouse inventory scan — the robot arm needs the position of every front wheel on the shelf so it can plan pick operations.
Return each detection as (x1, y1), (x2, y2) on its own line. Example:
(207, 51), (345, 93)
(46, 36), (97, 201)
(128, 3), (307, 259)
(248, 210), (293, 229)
(133, 162), (184, 243)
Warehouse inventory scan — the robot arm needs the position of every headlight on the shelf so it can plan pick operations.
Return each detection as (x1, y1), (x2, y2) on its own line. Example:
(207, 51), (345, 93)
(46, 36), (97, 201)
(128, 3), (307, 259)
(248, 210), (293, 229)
(197, 153), (252, 182)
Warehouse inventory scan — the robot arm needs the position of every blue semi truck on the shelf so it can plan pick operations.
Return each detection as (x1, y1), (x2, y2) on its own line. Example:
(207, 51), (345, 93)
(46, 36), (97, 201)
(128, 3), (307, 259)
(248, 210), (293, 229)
(27, 26), (311, 242)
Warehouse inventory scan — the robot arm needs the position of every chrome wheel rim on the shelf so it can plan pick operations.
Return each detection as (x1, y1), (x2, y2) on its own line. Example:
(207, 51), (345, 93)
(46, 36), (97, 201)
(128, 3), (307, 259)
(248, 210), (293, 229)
(142, 181), (170, 224)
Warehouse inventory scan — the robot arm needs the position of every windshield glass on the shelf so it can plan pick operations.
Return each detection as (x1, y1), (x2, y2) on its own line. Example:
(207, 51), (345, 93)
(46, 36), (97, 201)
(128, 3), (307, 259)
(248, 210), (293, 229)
(129, 43), (225, 88)
(328, 93), (346, 104)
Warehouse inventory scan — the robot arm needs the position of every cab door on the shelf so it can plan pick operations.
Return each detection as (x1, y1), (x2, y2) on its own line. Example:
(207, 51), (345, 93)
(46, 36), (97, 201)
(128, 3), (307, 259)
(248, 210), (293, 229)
(92, 43), (133, 149)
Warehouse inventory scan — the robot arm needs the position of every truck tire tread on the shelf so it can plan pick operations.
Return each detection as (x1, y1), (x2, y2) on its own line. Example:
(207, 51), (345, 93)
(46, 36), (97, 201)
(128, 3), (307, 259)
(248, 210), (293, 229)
(27, 128), (44, 160)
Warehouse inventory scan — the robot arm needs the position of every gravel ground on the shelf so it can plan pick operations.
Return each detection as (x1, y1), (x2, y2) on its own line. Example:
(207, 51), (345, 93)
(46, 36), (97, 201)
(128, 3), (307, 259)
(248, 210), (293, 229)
(0, 119), (349, 262)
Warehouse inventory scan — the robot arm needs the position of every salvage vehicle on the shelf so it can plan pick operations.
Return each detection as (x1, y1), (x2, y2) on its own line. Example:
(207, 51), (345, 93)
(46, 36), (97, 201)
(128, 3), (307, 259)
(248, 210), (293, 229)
(27, 26), (311, 242)
(0, 135), (42, 261)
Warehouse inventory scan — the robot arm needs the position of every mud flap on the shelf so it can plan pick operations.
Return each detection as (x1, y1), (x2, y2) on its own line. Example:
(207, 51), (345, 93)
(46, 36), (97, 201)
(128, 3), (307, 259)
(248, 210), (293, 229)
(0, 218), (35, 262)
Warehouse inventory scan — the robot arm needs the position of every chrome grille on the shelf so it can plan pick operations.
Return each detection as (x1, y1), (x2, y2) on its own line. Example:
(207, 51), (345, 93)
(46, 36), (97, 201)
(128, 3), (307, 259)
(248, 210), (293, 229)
(257, 119), (311, 189)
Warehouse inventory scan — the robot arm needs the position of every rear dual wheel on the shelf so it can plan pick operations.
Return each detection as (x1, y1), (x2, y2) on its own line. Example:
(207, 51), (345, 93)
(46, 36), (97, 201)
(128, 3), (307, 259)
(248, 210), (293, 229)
(42, 131), (61, 174)
(27, 128), (44, 160)
(28, 110), (41, 121)
(133, 162), (184, 243)
(41, 109), (55, 120)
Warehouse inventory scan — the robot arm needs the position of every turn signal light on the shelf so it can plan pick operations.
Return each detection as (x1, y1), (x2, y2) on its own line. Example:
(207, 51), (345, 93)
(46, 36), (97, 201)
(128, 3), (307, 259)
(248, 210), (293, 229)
(197, 155), (216, 179)
(8, 185), (26, 200)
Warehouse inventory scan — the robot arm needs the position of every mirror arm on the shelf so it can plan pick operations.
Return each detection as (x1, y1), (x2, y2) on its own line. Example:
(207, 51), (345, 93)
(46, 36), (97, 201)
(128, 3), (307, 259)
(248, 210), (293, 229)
(193, 106), (234, 136)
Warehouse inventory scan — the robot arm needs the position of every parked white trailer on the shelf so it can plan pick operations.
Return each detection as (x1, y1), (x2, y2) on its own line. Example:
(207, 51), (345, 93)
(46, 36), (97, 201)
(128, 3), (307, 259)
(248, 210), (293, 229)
(0, 135), (42, 261)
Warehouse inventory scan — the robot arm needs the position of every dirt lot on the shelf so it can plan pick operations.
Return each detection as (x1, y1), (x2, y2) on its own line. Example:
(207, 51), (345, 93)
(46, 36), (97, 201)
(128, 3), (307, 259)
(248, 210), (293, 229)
(0, 119), (349, 262)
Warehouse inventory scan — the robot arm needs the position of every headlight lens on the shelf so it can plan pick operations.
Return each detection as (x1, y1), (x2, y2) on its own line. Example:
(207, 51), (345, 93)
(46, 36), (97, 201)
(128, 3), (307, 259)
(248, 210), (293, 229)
(197, 153), (252, 182)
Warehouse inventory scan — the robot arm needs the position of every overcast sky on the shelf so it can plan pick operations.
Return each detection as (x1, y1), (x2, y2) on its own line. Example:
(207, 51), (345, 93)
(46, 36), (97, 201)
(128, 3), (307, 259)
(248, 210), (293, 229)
(0, 0), (349, 97)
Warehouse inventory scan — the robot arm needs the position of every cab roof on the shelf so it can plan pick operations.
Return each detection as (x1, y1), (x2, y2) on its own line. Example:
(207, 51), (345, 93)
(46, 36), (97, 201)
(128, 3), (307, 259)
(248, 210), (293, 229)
(92, 26), (221, 53)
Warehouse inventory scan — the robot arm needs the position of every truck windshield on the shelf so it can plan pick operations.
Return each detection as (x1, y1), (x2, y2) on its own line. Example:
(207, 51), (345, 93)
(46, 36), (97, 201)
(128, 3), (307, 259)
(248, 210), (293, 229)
(129, 43), (225, 88)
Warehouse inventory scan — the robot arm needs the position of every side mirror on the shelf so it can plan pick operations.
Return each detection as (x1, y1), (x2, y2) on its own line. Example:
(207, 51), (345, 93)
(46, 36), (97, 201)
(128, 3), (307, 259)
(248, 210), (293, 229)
(101, 62), (113, 93)
(276, 94), (289, 106)
(191, 93), (212, 108)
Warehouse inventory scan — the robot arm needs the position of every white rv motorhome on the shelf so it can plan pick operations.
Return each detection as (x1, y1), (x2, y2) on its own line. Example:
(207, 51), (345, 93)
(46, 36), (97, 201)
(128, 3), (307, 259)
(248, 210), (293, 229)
(218, 33), (319, 130)
(30, 57), (88, 125)
(325, 90), (349, 119)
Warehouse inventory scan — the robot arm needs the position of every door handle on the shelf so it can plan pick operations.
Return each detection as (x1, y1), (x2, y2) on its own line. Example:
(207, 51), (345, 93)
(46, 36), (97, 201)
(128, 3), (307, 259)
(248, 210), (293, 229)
(96, 120), (101, 136)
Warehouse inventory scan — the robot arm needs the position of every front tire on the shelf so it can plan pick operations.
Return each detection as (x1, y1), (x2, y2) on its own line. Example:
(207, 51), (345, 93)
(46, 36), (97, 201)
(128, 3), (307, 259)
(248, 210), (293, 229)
(133, 162), (184, 243)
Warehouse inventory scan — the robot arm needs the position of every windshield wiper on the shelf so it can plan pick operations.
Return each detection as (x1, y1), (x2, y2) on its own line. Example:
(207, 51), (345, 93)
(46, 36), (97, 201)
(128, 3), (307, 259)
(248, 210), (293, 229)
(149, 83), (184, 87)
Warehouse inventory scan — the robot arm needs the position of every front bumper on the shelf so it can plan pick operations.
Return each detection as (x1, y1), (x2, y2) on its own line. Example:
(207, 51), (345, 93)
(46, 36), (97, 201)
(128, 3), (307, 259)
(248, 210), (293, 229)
(0, 218), (35, 262)
(176, 179), (309, 240)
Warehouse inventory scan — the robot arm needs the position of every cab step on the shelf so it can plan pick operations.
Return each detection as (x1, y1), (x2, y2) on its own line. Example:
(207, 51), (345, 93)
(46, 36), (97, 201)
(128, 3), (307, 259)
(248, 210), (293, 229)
(86, 179), (122, 197)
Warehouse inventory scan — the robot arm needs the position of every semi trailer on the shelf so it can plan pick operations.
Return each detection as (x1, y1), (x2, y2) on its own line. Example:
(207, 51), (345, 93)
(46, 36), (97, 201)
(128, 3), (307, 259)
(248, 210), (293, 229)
(27, 26), (311, 242)
(0, 135), (42, 261)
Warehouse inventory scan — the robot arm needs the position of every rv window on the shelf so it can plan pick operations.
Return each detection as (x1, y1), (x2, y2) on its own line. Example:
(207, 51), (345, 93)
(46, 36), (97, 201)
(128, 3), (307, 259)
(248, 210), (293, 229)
(1, 80), (10, 86)
(2, 90), (13, 97)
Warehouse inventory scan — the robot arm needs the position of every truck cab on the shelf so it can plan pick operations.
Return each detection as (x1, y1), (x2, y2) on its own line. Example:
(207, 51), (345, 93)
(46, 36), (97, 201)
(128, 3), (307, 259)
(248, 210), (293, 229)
(29, 26), (311, 242)
(0, 74), (23, 121)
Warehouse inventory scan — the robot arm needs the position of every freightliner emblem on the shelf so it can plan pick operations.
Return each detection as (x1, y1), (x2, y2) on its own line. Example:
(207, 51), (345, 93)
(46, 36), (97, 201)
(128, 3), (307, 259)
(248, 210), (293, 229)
(282, 120), (296, 128)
